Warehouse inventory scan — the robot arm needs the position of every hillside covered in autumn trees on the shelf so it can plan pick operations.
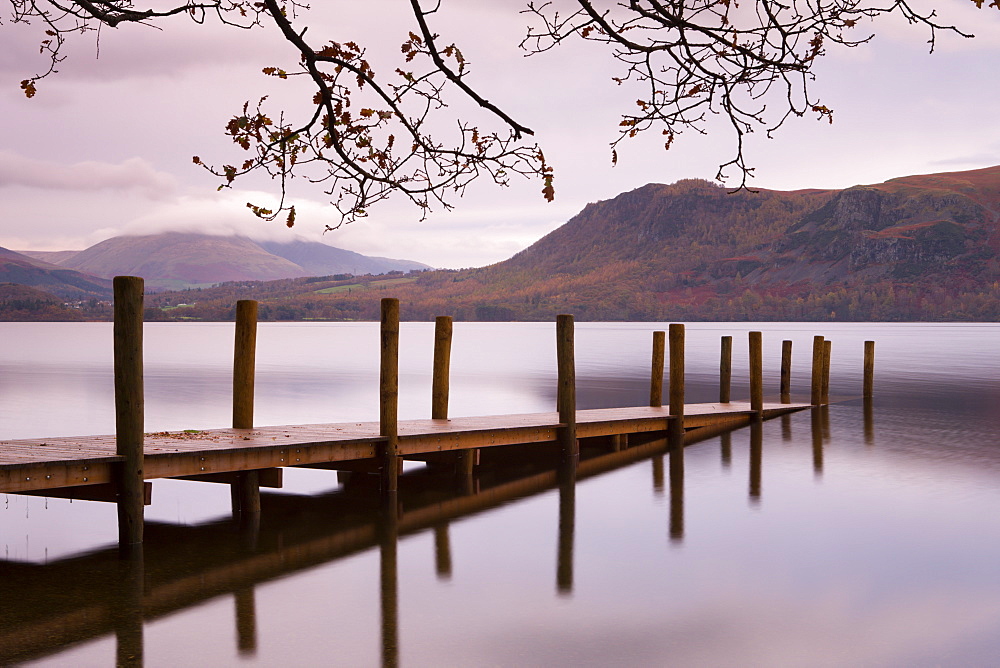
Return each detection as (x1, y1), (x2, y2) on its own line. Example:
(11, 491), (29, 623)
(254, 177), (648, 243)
(8, 166), (1000, 322)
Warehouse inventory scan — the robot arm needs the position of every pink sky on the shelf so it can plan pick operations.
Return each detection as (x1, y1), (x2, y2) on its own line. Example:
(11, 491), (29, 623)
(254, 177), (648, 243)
(2, 1), (999, 268)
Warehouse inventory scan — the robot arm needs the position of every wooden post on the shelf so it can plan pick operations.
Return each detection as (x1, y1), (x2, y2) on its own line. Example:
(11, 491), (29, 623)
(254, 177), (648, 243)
(650, 330), (665, 407)
(668, 324), (685, 437)
(432, 316), (452, 419)
(233, 300), (257, 429)
(231, 470), (261, 515)
(863, 340), (875, 399)
(556, 314), (578, 463)
(380, 298), (400, 494)
(822, 340), (832, 405)
(749, 331), (763, 415)
(114, 275), (145, 547)
(719, 335), (732, 403)
(232, 299), (260, 515)
(780, 340), (792, 404)
(432, 316), (475, 477)
(810, 335), (825, 406)
(668, 325), (685, 417)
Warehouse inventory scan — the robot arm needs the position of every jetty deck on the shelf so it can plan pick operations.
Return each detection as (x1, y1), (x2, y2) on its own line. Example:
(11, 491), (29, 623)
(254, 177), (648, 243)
(0, 402), (807, 495)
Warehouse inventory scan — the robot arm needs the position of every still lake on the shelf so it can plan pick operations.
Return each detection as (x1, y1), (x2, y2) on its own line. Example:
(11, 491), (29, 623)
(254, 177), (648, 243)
(1, 321), (999, 667)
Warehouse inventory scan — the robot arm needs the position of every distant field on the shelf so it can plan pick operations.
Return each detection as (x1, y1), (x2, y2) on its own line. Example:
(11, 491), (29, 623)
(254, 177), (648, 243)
(314, 277), (417, 294)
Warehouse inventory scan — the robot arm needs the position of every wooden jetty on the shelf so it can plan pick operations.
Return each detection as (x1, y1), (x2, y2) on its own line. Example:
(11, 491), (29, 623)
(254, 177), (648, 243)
(0, 412), (833, 666)
(0, 276), (874, 549)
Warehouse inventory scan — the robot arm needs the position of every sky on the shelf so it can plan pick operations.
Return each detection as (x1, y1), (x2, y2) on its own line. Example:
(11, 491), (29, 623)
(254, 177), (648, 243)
(2, 1), (999, 269)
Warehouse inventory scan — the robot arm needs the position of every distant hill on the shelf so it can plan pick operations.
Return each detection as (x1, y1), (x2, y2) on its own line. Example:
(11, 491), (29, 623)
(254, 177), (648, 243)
(0, 283), (87, 320)
(24, 232), (432, 291)
(257, 238), (430, 276)
(0, 247), (112, 300)
(17, 249), (82, 265)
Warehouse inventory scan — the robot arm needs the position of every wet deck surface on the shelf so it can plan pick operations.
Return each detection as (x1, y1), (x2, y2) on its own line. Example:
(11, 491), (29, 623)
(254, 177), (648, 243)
(0, 402), (809, 493)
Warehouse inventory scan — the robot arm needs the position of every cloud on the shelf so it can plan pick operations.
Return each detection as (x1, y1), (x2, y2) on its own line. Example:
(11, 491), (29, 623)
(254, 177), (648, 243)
(0, 150), (177, 198)
(90, 183), (570, 268)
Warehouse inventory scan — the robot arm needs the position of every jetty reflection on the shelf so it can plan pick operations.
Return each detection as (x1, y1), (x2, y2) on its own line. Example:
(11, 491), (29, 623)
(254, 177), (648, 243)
(0, 426), (724, 667)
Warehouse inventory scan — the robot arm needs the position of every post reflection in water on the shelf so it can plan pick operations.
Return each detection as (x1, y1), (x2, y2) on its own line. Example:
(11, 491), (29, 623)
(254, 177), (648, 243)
(434, 524), (453, 581)
(234, 587), (258, 657)
(811, 407), (826, 476)
(720, 432), (732, 469)
(781, 414), (792, 442)
(749, 420), (763, 504)
(380, 496), (400, 668)
(669, 444), (685, 544)
(652, 454), (665, 496)
(864, 397), (875, 446)
(114, 547), (144, 668)
(556, 462), (577, 596)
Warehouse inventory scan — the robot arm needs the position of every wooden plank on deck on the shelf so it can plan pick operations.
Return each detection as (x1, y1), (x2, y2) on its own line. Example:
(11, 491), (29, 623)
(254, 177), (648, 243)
(0, 402), (810, 494)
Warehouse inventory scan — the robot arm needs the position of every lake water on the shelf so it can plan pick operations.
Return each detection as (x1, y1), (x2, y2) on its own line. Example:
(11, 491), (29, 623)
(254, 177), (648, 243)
(1, 321), (999, 666)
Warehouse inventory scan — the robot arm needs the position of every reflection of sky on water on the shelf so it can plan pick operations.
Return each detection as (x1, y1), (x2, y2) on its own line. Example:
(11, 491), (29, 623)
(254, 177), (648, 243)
(3, 322), (1000, 666)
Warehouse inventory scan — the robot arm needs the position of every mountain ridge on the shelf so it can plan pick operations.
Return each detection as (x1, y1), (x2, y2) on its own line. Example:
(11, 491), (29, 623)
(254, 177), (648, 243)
(5, 164), (1000, 321)
(15, 232), (432, 292)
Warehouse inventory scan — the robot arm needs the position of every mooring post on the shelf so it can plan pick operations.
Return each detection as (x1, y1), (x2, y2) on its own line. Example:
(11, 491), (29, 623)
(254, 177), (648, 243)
(863, 340), (875, 399)
(432, 316), (452, 419)
(720, 335), (732, 403)
(232, 299), (261, 515)
(822, 340), (832, 405)
(114, 275), (145, 547)
(669, 324), (685, 437)
(780, 340), (792, 404)
(650, 330), (665, 407)
(749, 331), (763, 416)
(556, 314), (578, 464)
(810, 335), (825, 406)
(381, 298), (400, 494)
(433, 316), (474, 477)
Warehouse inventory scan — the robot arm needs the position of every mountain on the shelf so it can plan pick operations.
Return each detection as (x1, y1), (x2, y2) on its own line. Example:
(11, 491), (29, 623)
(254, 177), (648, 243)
(10, 165), (1000, 321)
(137, 165), (1000, 322)
(257, 238), (430, 276)
(35, 232), (431, 291)
(16, 250), (83, 265)
(52, 233), (309, 291)
(0, 247), (112, 300)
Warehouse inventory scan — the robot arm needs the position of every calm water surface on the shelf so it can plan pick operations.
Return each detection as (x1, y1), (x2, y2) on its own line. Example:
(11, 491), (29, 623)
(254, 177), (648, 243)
(1, 322), (999, 667)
